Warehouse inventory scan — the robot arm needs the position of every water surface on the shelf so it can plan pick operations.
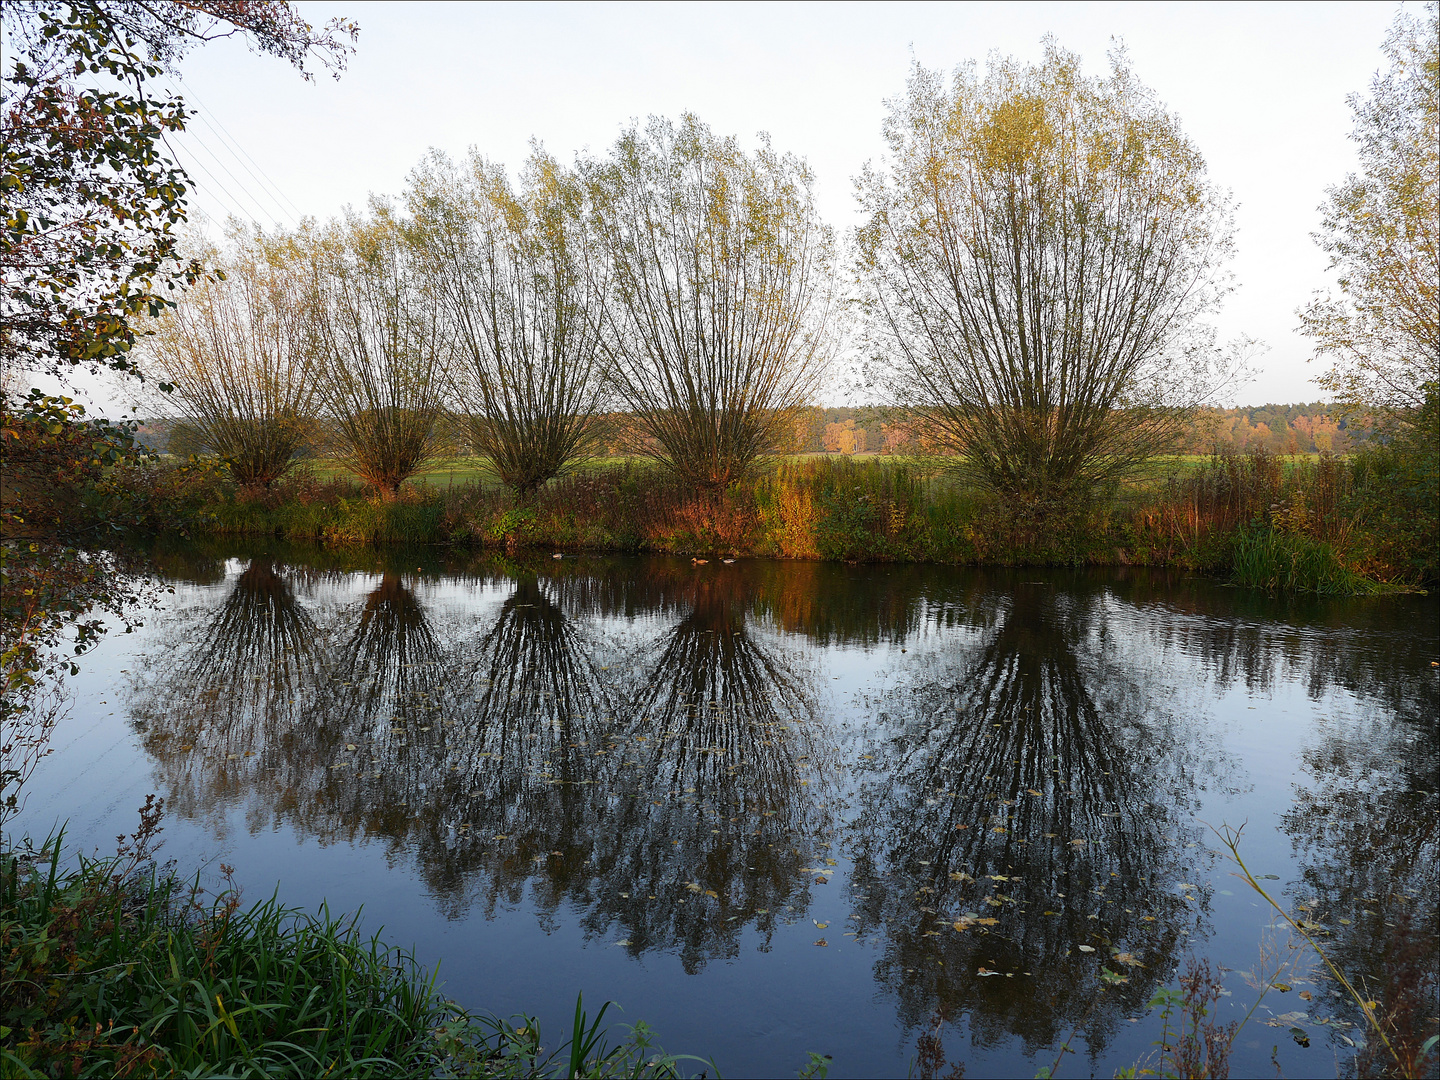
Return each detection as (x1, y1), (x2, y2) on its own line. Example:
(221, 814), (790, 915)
(17, 540), (1438, 1078)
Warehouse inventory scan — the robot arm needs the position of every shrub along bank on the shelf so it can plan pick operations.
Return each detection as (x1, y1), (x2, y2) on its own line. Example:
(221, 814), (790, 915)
(149, 448), (1436, 593)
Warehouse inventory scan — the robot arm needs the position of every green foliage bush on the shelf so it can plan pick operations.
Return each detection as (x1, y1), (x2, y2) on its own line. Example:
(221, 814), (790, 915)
(1344, 393), (1439, 583)
(1230, 526), (1382, 594)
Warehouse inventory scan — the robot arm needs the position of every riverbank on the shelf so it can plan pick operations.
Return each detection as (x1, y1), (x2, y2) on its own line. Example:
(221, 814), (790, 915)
(147, 450), (1435, 593)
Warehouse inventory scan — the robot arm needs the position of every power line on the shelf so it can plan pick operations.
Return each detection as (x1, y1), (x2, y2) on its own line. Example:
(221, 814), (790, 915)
(163, 134), (253, 227)
(155, 77), (295, 228)
(169, 73), (306, 224)
(183, 122), (288, 225)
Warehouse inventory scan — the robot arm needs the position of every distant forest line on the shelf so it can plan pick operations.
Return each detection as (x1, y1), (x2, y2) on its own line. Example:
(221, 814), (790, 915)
(136, 402), (1379, 461)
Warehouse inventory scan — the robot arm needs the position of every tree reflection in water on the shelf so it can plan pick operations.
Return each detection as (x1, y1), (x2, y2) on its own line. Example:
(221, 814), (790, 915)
(404, 572), (619, 917)
(849, 579), (1212, 1056)
(1282, 690), (1439, 1038)
(581, 567), (831, 972)
(131, 559), (326, 829)
(402, 564), (832, 971)
(132, 557), (831, 969)
(126, 552), (1433, 1068)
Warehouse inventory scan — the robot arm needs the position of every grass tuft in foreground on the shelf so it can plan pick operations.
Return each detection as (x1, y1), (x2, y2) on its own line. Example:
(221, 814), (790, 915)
(1, 813), (715, 1078)
(2, 819), (447, 1077)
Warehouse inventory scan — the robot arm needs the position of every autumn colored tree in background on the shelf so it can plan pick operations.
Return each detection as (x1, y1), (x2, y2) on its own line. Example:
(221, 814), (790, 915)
(857, 44), (1240, 513)
(1, 1), (355, 386)
(140, 225), (321, 488)
(585, 114), (836, 491)
(1300, 1), (1439, 426)
(308, 205), (448, 497)
(408, 148), (607, 495)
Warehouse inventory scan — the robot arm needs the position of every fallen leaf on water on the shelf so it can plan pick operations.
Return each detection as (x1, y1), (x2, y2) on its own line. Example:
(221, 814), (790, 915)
(685, 883), (703, 893)
(977, 967), (1002, 977)
(614, 939), (631, 947)
(1077, 945), (1096, 953)
(1070, 839), (1087, 846)
(814, 939), (828, 947)
(814, 921), (829, 929)
(975, 917), (999, 926)
(1299, 990), (1313, 1001)
(346, 743), (358, 751)
(1026, 789), (1043, 796)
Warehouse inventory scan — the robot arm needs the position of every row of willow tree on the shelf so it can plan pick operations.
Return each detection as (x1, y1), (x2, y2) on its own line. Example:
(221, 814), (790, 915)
(147, 114), (834, 497)
(145, 43), (1261, 508)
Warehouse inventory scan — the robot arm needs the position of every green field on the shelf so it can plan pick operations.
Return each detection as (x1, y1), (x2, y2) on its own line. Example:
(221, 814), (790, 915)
(289, 451), (1333, 492)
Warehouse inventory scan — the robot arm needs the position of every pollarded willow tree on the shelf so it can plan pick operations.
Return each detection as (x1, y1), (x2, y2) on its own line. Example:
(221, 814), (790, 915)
(857, 44), (1239, 511)
(585, 114), (836, 491)
(143, 226), (319, 487)
(308, 204), (449, 497)
(1300, 2), (1439, 424)
(407, 148), (606, 494)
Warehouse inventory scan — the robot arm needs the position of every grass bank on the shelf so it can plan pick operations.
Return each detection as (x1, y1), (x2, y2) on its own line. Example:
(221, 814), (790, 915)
(142, 448), (1436, 592)
(0, 820), (714, 1078)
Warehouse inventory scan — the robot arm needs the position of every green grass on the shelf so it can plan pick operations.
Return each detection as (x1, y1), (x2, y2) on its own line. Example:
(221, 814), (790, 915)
(1229, 526), (1388, 594)
(2, 827), (447, 1077)
(300, 455), (653, 489)
(1, 827), (719, 1078)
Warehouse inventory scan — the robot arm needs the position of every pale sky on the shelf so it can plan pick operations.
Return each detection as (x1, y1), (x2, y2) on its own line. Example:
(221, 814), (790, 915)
(108, 1), (1405, 409)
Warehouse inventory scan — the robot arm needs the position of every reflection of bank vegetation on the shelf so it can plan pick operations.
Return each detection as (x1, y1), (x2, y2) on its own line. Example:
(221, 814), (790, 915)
(1282, 708), (1438, 1060)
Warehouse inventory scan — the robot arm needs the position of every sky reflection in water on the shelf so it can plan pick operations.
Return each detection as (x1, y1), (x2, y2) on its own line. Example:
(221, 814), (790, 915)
(23, 541), (1438, 1078)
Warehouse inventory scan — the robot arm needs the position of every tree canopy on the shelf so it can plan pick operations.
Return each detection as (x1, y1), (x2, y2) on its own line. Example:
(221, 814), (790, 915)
(857, 43), (1238, 511)
(407, 148), (607, 494)
(585, 114), (836, 491)
(141, 225), (320, 488)
(1300, 1), (1439, 423)
(1, 1), (355, 384)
